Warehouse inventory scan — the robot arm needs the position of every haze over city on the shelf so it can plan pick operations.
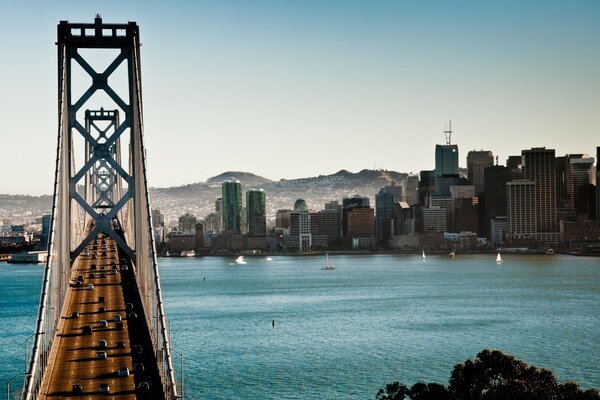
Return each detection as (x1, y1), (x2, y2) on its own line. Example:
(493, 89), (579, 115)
(1, 0), (599, 195)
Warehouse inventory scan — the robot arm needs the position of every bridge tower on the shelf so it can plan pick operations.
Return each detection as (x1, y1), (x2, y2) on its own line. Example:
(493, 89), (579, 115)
(23, 17), (178, 399)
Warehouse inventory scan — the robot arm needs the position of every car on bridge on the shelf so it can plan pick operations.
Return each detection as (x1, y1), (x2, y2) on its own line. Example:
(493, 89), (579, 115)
(99, 320), (108, 328)
(96, 351), (107, 359)
(99, 383), (110, 393)
(117, 366), (130, 376)
(86, 284), (94, 290)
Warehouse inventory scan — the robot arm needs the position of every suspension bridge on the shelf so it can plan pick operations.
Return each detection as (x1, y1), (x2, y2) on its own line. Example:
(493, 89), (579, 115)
(21, 17), (178, 399)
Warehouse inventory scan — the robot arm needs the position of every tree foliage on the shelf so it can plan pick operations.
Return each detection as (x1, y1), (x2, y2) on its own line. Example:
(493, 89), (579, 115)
(377, 349), (599, 400)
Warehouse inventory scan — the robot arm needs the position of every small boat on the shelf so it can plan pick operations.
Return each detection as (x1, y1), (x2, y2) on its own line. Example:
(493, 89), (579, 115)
(422, 250), (426, 260)
(496, 252), (502, 264)
(235, 256), (247, 265)
(449, 251), (455, 258)
(321, 254), (335, 270)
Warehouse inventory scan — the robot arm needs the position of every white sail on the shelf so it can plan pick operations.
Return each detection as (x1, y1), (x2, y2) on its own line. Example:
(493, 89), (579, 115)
(422, 250), (426, 259)
(496, 252), (502, 263)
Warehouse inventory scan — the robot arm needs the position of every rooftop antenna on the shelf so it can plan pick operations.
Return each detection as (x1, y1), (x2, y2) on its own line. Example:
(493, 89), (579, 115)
(495, 156), (499, 166)
(443, 120), (452, 145)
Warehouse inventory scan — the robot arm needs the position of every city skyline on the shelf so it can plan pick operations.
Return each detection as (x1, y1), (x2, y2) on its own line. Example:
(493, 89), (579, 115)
(1, 1), (599, 195)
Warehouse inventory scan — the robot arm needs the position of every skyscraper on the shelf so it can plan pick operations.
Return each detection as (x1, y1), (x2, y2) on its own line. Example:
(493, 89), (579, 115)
(246, 189), (266, 237)
(568, 156), (594, 215)
(221, 181), (242, 233)
(342, 196), (370, 238)
(522, 148), (557, 241)
(375, 185), (396, 245)
(418, 170), (435, 206)
(467, 150), (494, 195)
(507, 180), (536, 239)
(483, 166), (511, 239)
(435, 144), (459, 178)
(290, 198), (311, 251)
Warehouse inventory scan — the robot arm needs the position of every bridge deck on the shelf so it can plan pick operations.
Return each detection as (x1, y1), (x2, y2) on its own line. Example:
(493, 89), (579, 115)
(41, 231), (163, 398)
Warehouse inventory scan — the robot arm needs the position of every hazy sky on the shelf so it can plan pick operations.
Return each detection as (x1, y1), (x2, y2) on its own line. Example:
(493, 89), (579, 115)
(1, 0), (599, 195)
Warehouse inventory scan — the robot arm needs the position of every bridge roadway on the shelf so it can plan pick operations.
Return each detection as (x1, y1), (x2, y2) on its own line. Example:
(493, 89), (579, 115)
(41, 228), (164, 399)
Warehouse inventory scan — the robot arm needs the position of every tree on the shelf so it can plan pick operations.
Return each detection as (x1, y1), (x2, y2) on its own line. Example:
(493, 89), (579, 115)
(377, 349), (599, 400)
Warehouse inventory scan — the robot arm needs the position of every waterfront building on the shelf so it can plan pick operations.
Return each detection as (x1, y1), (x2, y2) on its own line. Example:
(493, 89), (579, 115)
(490, 216), (508, 245)
(568, 156), (594, 216)
(483, 166), (511, 239)
(375, 185), (397, 246)
(467, 150), (494, 195)
(221, 181), (243, 234)
(178, 213), (197, 234)
(342, 196), (370, 238)
(41, 214), (51, 248)
(246, 189), (266, 237)
(167, 232), (195, 254)
(311, 208), (341, 247)
(195, 223), (204, 253)
(421, 206), (447, 232)
(453, 197), (480, 234)
(346, 206), (375, 245)
(429, 194), (452, 231)
(522, 147), (558, 242)
(151, 209), (165, 228)
(203, 213), (221, 233)
(560, 219), (600, 249)
(507, 180), (537, 239)
(392, 202), (415, 236)
(290, 199), (312, 251)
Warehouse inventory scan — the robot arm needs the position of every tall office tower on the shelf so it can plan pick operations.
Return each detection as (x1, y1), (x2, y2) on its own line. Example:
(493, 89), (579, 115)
(310, 209), (341, 246)
(435, 143), (459, 194)
(507, 180), (537, 238)
(405, 174), (419, 205)
(290, 199), (311, 251)
(421, 206), (447, 232)
(346, 206), (375, 243)
(246, 189), (266, 237)
(568, 156), (594, 215)
(522, 148), (557, 239)
(454, 197), (479, 233)
(324, 200), (342, 238)
(436, 144), (459, 177)
(483, 166), (511, 239)
(555, 155), (569, 208)
(178, 213), (197, 234)
(418, 170), (436, 206)
(41, 214), (52, 248)
(467, 150), (494, 195)
(386, 181), (404, 202)
(221, 181), (243, 233)
(375, 186), (396, 245)
(342, 196), (370, 238)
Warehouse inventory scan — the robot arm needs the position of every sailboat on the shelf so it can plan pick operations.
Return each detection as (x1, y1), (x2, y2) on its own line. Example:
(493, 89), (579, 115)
(322, 254), (335, 270)
(422, 250), (426, 260)
(496, 252), (502, 264)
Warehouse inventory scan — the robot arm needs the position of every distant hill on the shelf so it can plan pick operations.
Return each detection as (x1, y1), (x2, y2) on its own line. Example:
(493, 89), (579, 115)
(2, 169), (411, 226)
(206, 171), (274, 186)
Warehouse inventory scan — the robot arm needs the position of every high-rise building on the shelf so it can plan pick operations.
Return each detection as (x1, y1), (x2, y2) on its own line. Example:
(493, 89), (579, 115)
(41, 214), (52, 248)
(151, 209), (164, 228)
(346, 206), (375, 243)
(435, 144), (459, 178)
(221, 181), (242, 233)
(290, 199), (311, 251)
(467, 150), (494, 195)
(454, 197), (479, 233)
(310, 209), (340, 246)
(507, 180), (536, 238)
(483, 166), (512, 239)
(246, 189), (266, 237)
(178, 213), (197, 234)
(522, 148), (557, 240)
(342, 196), (370, 238)
(429, 194), (452, 231)
(375, 185), (397, 245)
(421, 206), (447, 232)
(568, 156), (594, 215)
(195, 223), (204, 253)
(405, 174), (419, 206)
(506, 155), (522, 171)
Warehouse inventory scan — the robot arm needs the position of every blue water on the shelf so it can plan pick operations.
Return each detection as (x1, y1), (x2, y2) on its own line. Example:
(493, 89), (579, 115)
(2, 255), (599, 398)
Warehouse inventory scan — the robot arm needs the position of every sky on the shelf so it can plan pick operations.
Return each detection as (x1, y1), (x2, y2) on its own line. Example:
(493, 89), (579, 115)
(1, 0), (599, 195)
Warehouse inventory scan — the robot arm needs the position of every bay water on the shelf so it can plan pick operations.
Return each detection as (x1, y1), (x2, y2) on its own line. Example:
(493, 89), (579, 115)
(1, 254), (599, 398)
